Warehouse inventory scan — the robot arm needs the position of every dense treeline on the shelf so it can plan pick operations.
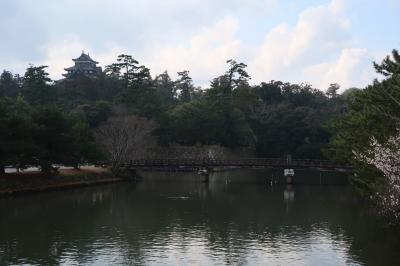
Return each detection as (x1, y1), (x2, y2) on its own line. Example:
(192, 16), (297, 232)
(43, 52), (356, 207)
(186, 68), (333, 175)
(0, 54), (347, 172)
(0, 97), (102, 173)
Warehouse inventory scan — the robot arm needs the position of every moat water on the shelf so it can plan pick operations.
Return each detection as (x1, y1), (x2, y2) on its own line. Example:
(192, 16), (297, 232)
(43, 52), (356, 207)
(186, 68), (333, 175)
(0, 170), (399, 265)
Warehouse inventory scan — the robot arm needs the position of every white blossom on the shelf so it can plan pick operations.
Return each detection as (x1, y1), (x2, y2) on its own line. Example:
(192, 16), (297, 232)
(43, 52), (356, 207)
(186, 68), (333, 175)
(354, 132), (400, 221)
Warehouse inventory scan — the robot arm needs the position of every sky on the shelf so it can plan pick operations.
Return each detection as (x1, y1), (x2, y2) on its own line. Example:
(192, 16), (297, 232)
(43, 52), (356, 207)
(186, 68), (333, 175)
(1, 0), (399, 91)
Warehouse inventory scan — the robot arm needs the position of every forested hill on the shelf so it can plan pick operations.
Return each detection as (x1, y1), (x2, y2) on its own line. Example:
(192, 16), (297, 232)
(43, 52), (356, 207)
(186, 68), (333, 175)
(0, 55), (350, 172)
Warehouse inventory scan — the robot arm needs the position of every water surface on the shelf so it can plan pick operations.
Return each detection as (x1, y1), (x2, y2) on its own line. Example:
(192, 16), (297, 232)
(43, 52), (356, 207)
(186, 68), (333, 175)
(0, 170), (399, 265)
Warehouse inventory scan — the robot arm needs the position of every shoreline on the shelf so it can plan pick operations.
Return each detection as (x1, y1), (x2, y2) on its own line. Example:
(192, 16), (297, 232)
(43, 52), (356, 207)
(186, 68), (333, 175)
(0, 167), (129, 197)
(0, 177), (127, 197)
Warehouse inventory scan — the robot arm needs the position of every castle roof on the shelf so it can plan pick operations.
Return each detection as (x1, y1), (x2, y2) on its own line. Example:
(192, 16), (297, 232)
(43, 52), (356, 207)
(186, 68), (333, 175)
(64, 66), (76, 71)
(73, 52), (98, 63)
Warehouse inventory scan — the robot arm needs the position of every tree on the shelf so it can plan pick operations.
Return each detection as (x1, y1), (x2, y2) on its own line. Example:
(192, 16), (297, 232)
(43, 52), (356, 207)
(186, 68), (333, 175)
(95, 116), (156, 174)
(355, 132), (400, 221)
(0, 97), (9, 174)
(162, 98), (255, 148)
(326, 83), (340, 98)
(224, 59), (250, 94)
(0, 70), (21, 98)
(250, 103), (330, 158)
(254, 81), (283, 105)
(104, 62), (122, 79)
(176, 70), (194, 103)
(208, 59), (250, 97)
(232, 82), (258, 118)
(70, 118), (102, 167)
(249, 81), (334, 158)
(154, 71), (177, 107)
(22, 65), (55, 105)
(107, 54), (162, 118)
(373, 49), (400, 77)
(106, 54), (153, 89)
(32, 106), (85, 172)
(0, 97), (36, 173)
(107, 54), (139, 88)
(70, 101), (111, 128)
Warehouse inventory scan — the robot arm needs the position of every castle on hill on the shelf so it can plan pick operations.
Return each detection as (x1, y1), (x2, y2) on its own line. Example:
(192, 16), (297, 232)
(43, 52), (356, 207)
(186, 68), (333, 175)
(62, 52), (102, 79)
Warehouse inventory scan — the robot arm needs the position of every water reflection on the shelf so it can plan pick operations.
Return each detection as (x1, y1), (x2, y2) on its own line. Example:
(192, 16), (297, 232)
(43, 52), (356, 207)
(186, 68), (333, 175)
(284, 184), (295, 201)
(0, 170), (399, 265)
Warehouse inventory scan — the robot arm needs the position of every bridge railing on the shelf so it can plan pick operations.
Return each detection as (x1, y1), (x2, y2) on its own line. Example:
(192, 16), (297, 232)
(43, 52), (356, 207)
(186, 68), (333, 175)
(123, 158), (353, 170)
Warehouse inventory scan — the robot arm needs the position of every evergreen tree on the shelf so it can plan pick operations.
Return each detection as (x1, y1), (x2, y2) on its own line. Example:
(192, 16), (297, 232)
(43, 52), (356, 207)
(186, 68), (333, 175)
(154, 71), (177, 107)
(0, 96), (36, 173)
(22, 65), (55, 105)
(224, 59), (250, 94)
(176, 70), (194, 103)
(326, 83), (340, 98)
(0, 70), (21, 98)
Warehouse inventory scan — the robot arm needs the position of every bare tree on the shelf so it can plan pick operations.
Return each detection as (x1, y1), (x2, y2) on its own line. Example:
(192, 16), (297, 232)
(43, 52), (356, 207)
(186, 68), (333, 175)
(95, 115), (156, 174)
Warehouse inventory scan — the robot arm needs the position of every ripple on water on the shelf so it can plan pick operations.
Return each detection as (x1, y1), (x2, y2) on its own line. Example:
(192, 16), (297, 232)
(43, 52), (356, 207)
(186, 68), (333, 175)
(0, 179), (396, 265)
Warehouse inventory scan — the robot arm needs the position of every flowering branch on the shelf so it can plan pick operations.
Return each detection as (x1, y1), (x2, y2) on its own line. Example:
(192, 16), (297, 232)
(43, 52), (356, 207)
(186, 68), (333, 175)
(354, 132), (400, 221)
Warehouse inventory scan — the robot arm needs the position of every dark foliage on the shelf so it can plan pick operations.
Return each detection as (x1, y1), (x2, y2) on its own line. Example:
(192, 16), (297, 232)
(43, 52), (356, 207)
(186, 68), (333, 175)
(0, 53), (356, 172)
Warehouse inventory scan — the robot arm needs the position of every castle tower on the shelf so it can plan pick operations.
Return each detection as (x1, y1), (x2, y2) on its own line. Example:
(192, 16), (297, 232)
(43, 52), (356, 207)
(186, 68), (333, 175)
(63, 51), (102, 79)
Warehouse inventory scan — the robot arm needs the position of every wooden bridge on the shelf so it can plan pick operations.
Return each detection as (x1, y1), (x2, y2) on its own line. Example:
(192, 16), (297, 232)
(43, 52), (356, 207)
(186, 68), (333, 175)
(123, 158), (354, 172)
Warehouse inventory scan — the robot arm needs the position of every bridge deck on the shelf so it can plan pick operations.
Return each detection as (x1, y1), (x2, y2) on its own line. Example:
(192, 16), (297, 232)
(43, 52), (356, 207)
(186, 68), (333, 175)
(124, 158), (354, 171)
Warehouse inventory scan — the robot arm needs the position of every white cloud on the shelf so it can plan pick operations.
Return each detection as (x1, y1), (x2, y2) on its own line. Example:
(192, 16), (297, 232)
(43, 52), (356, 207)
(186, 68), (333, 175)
(143, 16), (242, 85)
(303, 48), (371, 90)
(248, 0), (372, 90)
